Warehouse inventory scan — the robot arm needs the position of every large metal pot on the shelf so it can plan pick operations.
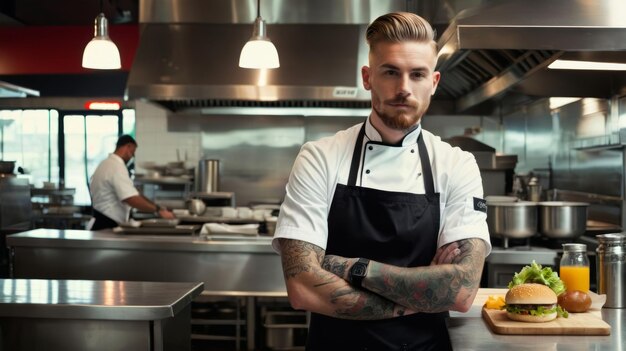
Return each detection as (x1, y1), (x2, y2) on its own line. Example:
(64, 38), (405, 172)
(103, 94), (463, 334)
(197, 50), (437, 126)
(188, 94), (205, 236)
(538, 201), (588, 239)
(487, 201), (538, 239)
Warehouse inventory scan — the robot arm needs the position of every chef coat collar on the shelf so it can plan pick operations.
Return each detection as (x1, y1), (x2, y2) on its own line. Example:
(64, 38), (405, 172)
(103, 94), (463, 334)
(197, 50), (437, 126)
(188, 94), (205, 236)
(365, 116), (422, 147)
(109, 153), (126, 165)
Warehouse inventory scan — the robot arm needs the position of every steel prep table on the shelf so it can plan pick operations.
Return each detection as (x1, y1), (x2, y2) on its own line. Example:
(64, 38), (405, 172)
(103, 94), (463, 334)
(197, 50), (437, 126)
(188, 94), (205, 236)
(0, 279), (203, 351)
(6, 228), (286, 350)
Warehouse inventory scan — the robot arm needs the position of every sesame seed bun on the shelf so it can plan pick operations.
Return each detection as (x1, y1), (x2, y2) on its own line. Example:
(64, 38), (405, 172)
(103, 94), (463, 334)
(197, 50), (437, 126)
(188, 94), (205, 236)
(506, 283), (557, 305)
(505, 283), (558, 323)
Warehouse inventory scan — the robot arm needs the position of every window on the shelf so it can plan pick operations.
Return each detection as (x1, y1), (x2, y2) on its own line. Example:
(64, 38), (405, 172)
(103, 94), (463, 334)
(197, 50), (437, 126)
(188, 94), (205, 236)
(0, 109), (59, 187)
(0, 108), (135, 206)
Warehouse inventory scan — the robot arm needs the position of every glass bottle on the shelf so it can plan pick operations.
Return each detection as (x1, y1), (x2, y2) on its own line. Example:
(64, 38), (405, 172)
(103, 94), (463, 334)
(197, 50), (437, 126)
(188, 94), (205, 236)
(559, 243), (590, 292)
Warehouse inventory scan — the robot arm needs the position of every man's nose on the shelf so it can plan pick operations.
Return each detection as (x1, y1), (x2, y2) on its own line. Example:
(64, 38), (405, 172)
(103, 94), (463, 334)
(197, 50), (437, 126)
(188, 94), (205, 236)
(396, 75), (411, 97)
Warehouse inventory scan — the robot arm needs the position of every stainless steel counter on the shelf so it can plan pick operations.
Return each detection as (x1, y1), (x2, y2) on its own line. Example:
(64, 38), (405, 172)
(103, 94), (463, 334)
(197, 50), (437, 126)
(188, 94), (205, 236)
(0, 279), (203, 320)
(0, 278), (204, 351)
(7, 229), (284, 293)
(448, 289), (623, 351)
(7, 228), (285, 351)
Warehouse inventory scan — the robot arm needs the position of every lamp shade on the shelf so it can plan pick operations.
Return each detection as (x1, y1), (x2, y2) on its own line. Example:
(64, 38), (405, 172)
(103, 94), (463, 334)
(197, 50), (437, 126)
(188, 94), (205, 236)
(239, 16), (279, 69)
(239, 39), (280, 69)
(82, 13), (121, 70)
(82, 38), (121, 69)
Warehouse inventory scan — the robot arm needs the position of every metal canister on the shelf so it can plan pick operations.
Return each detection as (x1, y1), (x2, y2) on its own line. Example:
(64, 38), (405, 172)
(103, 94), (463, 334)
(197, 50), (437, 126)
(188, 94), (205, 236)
(596, 233), (626, 308)
(195, 159), (220, 193)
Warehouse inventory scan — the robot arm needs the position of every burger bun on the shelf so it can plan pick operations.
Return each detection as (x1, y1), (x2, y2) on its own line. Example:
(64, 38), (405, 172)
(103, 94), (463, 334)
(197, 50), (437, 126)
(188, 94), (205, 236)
(506, 283), (557, 305)
(505, 283), (558, 323)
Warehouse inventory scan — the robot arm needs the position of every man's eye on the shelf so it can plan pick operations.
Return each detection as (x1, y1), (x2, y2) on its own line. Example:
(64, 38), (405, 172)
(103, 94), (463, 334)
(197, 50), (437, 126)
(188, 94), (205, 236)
(384, 70), (397, 76)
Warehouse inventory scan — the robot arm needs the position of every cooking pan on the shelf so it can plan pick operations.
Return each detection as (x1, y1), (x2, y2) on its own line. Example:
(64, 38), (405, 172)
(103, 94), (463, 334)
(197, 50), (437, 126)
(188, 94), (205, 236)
(487, 201), (538, 239)
(538, 201), (588, 239)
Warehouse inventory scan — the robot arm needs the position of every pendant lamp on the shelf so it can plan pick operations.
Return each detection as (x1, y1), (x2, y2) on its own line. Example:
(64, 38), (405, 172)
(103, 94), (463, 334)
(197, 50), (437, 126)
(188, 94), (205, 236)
(82, 1), (121, 70)
(239, 0), (280, 69)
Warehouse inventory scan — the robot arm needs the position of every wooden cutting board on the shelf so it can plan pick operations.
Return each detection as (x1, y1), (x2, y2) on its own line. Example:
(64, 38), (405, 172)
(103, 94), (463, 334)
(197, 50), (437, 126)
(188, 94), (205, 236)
(482, 308), (611, 335)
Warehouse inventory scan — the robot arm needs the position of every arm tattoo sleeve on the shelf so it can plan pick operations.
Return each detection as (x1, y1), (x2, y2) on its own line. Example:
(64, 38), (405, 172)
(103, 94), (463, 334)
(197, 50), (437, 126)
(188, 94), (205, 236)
(364, 238), (486, 312)
(278, 238), (414, 320)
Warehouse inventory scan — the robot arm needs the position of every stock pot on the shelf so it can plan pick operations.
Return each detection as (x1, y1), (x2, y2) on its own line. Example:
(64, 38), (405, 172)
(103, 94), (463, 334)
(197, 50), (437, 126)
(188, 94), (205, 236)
(487, 201), (538, 239)
(538, 201), (588, 239)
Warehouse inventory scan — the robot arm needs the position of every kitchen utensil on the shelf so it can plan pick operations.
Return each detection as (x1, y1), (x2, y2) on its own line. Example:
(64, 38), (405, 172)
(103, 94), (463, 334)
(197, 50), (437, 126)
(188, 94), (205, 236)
(487, 201), (538, 241)
(596, 233), (625, 308)
(538, 201), (588, 239)
(188, 199), (206, 216)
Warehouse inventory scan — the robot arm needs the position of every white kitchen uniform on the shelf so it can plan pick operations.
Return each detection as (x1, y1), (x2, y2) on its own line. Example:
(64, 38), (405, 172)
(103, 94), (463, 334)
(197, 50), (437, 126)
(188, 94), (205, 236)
(273, 117), (492, 254)
(90, 153), (139, 224)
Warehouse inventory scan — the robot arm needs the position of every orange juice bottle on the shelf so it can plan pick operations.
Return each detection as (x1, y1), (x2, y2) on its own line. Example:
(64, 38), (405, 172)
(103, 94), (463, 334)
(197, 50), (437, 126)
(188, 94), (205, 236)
(560, 243), (590, 292)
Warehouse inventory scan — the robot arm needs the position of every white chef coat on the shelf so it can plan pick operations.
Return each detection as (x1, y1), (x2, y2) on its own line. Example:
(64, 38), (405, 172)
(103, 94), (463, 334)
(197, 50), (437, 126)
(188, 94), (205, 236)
(89, 153), (139, 224)
(273, 117), (491, 255)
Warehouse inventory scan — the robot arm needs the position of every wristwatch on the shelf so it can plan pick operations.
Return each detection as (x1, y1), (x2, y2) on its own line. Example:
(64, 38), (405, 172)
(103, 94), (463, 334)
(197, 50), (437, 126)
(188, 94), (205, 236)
(349, 258), (370, 288)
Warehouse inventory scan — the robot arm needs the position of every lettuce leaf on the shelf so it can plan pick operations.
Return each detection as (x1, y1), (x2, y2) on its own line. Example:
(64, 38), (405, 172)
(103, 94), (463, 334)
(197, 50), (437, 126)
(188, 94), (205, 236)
(507, 260), (566, 296)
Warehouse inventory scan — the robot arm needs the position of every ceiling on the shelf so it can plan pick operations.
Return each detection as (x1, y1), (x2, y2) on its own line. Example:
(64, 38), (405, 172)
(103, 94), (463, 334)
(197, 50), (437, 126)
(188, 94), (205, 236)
(0, 0), (139, 26)
(3, 0), (626, 115)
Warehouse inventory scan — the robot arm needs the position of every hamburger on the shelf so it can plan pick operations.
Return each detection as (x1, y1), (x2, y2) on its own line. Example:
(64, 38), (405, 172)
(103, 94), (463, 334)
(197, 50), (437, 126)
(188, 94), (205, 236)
(505, 283), (558, 323)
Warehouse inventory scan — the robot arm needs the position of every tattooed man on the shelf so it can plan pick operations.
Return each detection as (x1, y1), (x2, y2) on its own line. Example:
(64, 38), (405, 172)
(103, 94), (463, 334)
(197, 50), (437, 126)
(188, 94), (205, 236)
(273, 12), (491, 351)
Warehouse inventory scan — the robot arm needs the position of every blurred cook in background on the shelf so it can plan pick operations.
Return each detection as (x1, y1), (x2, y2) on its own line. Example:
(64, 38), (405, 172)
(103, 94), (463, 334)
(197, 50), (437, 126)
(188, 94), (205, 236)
(89, 134), (175, 230)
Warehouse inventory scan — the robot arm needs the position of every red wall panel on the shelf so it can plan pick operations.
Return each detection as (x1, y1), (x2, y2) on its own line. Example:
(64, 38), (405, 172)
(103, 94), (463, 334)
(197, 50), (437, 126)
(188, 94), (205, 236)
(0, 24), (139, 75)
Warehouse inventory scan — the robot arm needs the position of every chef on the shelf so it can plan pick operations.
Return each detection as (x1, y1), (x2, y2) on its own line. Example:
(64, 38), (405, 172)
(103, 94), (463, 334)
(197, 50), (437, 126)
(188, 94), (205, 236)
(272, 12), (491, 350)
(89, 134), (174, 230)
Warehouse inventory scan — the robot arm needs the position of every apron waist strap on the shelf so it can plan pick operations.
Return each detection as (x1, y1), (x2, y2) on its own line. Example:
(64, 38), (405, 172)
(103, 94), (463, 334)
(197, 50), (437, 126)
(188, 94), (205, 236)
(91, 209), (118, 230)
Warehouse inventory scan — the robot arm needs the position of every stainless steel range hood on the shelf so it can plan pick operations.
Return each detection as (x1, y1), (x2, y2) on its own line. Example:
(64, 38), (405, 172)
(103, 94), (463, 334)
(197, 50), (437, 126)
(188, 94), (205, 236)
(125, 0), (410, 112)
(436, 0), (626, 112)
(126, 22), (372, 111)
(126, 0), (626, 114)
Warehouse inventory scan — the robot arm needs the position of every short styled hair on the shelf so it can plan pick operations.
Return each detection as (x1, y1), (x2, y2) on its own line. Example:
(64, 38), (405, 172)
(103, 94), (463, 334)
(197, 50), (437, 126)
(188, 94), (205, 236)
(366, 12), (437, 52)
(115, 134), (137, 149)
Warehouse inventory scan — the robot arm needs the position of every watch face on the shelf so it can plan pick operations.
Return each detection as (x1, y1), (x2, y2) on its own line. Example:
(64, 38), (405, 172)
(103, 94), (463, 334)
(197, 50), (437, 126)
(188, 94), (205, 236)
(352, 264), (366, 276)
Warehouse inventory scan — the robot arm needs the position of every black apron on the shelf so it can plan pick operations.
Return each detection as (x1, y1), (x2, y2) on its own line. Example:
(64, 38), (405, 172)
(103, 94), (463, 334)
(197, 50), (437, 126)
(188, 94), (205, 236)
(91, 209), (119, 230)
(307, 123), (452, 351)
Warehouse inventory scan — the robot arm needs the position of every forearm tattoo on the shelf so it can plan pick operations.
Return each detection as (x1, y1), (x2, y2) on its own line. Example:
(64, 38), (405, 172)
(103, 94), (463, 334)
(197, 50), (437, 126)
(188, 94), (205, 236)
(278, 238), (410, 320)
(321, 255), (349, 280)
(366, 238), (486, 312)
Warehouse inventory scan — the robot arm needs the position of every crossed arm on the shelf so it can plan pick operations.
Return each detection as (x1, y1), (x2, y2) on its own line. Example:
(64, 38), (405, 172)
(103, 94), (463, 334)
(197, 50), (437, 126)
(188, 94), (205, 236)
(277, 237), (487, 320)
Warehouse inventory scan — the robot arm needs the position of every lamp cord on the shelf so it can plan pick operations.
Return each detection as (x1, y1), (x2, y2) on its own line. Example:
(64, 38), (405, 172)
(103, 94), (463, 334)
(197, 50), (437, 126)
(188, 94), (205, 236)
(100, 0), (103, 13)
(257, 0), (260, 18)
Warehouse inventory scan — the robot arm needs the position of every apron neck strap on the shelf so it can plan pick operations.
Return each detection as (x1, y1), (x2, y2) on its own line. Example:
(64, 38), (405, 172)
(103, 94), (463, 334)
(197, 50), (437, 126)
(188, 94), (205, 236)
(347, 123), (366, 186)
(417, 132), (435, 196)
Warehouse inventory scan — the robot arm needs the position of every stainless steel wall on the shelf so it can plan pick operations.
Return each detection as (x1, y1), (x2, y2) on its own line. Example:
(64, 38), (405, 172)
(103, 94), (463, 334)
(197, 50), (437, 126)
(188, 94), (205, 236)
(165, 112), (498, 206)
(168, 114), (366, 206)
(502, 96), (625, 225)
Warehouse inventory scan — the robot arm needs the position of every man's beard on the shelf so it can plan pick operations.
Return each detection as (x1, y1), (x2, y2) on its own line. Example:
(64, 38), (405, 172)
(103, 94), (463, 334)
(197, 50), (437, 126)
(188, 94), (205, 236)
(374, 98), (429, 131)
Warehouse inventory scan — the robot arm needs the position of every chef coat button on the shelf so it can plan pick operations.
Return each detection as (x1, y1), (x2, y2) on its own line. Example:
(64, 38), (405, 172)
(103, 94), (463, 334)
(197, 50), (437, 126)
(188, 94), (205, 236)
(368, 145), (373, 150)
(366, 169), (370, 174)
(411, 149), (415, 153)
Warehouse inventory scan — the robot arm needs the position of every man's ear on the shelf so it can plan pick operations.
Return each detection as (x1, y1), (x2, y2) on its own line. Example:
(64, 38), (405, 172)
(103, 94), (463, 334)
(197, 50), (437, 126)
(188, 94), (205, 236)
(361, 66), (371, 91)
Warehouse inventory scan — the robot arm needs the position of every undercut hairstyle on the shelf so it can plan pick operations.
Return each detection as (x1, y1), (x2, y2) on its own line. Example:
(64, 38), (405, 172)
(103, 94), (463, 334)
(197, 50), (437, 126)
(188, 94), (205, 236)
(366, 12), (437, 53)
(115, 134), (137, 149)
